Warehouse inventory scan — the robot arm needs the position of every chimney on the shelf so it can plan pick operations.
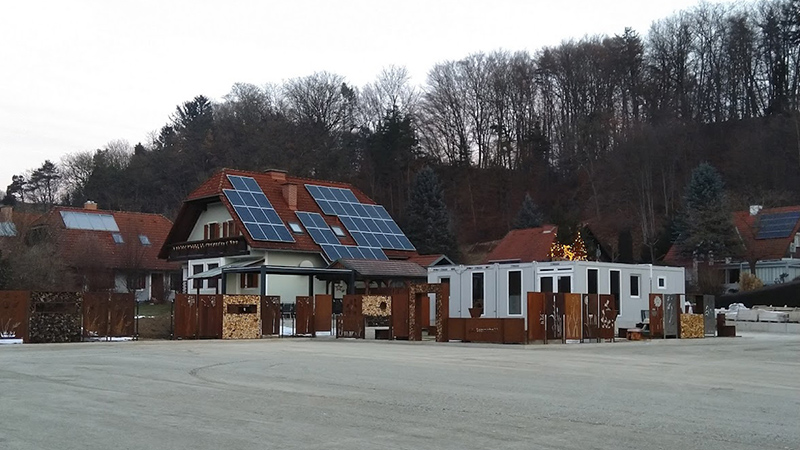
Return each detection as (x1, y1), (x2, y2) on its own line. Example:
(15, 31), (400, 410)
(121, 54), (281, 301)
(749, 205), (763, 216)
(0, 205), (12, 222)
(282, 183), (298, 211)
(265, 169), (287, 182)
(84, 200), (98, 210)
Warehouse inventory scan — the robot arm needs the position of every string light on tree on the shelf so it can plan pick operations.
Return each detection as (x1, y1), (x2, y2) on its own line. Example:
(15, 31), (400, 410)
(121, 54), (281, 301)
(549, 231), (588, 261)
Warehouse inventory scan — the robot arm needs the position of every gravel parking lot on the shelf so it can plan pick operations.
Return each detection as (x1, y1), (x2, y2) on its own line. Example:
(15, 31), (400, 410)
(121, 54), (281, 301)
(1, 333), (798, 450)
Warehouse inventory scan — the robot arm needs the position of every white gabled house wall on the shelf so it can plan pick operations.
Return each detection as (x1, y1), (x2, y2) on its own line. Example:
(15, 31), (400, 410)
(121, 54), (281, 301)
(183, 202), (327, 302)
(428, 261), (686, 329)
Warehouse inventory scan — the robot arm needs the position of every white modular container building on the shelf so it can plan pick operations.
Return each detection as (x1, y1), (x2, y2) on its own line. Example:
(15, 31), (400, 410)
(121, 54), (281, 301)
(427, 261), (686, 329)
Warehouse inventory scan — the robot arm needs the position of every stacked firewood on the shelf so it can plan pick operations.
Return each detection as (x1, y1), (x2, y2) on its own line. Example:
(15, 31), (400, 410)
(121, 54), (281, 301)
(222, 295), (261, 339)
(362, 296), (391, 317)
(680, 314), (705, 339)
(29, 292), (82, 343)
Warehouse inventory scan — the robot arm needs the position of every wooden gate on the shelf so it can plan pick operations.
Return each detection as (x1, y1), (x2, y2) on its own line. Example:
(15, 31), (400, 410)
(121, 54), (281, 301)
(295, 296), (314, 336)
(314, 294), (332, 333)
(198, 295), (222, 338)
(83, 292), (135, 339)
(527, 292), (545, 342)
(173, 294), (198, 339)
(261, 295), (281, 336)
(337, 294), (364, 338)
(391, 289), (410, 340)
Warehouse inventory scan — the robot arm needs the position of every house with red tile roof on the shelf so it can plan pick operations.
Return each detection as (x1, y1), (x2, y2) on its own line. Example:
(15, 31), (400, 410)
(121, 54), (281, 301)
(26, 202), (180, 300)
(482, 225), (559, 263)
(664, 205), (800, 292)
(159, 169), (425, 299)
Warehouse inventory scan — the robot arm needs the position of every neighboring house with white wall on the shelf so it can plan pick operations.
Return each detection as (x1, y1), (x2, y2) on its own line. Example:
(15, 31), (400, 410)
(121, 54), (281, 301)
(158, 169), (422, 301)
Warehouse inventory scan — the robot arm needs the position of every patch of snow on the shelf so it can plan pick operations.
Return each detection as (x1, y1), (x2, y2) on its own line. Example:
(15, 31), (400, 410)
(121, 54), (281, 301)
(0, 338), (23, 345)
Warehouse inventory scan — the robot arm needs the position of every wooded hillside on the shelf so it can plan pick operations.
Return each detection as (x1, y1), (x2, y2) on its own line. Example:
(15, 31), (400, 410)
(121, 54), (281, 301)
(5, 0), (800, 263)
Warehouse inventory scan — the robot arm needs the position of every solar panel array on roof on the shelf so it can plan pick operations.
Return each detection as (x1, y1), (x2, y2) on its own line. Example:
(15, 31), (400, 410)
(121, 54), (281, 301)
(60, 211), (119, 231)
(296, 211), (388, 262)
(756, 211), (800, 240)
(223, 175), (294, 243)
(305, 184), (415, 251)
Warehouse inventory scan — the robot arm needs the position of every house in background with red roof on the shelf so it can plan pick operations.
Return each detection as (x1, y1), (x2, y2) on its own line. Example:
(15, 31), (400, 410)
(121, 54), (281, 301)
(665, 205), (800, 293)
(481, 225), (559, 263)
(158, 169), (428, 300)
(26, 202), (181, 301)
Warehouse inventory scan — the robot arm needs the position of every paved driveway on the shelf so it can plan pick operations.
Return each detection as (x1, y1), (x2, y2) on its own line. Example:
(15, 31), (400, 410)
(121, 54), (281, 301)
(1, 333), (798, 450)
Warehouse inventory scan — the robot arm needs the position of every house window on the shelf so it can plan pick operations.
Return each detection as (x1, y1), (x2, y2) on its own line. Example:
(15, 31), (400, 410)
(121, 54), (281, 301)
(471, 272), (484, 308)
(508, 270), (522, 315)
(540, 276), (553, 293)
(289, 222), (304, 234)
(112, 233), (124, 244)
(207, 263), (219, 289)
(610, 270), (621, 313)
(331, 226), (346, 237)
(587, 268), (599, 294)
(558, 276), (571, 293)
(630, 274), (640, 298)
(192, 264), (204, 290)
(138, 234), (151, 245)
(657, 276), (666, 289)
(127, 272), (145, 290)
(240, 272), (259, 289)
(726, 269), (740, 284)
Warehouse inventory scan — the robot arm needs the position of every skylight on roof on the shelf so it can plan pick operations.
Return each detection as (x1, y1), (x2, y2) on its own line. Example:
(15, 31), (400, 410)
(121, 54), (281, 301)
(139, 234), (151, 245)
(112, 233), (124, 244)
(288, 222), (304, 234)
(60, 211), (119, 232)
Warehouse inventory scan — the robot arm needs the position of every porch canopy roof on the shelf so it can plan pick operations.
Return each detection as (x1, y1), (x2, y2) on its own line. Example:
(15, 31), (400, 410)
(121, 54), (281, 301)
(188, 258), (263, 280)
(327, 258), (428, 280)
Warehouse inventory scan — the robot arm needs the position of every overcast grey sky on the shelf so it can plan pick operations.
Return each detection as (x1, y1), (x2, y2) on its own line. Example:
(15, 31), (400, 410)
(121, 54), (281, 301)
(0, 0), (729, 191)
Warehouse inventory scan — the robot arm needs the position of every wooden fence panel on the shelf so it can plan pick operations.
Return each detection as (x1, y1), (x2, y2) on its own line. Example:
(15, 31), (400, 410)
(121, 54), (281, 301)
(527, 292), (545, 342)
(564, 293), (582, 341)
(314, 294), (332, 333)
(295, 296), (314, 336)
(173, 294), (197, 339)
(261, 295), (280, 336)
(199, 295), (222, 338)
(0, 290), (30, 342)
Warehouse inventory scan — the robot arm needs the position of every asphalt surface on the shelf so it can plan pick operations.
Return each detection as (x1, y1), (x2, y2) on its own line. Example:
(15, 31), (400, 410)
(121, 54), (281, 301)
(1, 334), (798, 450)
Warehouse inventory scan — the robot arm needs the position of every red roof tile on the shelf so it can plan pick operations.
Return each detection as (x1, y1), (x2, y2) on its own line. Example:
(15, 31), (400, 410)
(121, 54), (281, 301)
(37, 206), (180, 272)
(482, 226), (558, 263)
(165, 168), (419, 260)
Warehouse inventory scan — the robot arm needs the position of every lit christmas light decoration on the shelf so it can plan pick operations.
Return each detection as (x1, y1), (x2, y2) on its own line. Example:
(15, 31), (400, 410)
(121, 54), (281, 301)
(549, 231), (588, 261)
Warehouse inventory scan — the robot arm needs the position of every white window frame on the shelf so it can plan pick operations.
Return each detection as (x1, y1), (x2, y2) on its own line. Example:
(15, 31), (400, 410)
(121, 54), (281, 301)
(507, 270), (523, 316)
(609, 269), (621, 314)
(657, 276), (666, 290)
(538, 275), (554, 293)
(630, 274), (641, 298)
(471, 271), (485, 308)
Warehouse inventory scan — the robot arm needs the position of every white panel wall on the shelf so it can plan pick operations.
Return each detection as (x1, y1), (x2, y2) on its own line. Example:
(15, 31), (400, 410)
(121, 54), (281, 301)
(188, 202), (233, 241)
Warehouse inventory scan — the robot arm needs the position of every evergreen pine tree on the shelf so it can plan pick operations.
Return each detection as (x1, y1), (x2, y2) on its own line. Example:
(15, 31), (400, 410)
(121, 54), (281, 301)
(677, 162), (740, 260)
(405, 167), (459, 260)
(512, 193), (544, 229)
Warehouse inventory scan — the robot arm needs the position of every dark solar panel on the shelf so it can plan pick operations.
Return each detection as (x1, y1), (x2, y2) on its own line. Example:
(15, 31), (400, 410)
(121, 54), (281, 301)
(755, 211), (800, 240)
(296, 211), (387, 261)
(304, 184), (416, 251)
(223, 175), (294, 243)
